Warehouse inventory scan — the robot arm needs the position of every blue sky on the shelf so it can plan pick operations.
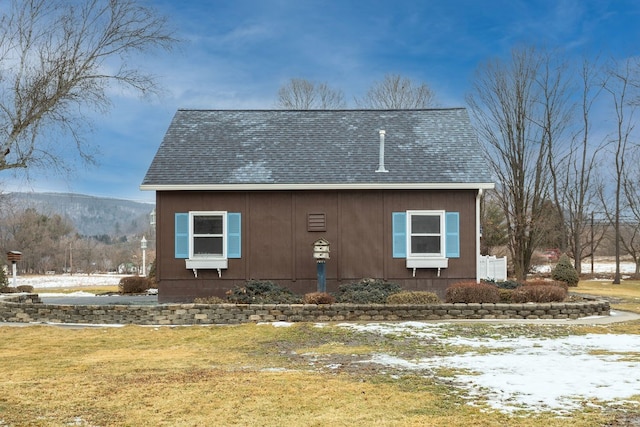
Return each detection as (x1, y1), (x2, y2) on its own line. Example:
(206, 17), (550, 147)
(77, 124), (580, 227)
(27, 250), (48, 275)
(5, 0), (640, 203)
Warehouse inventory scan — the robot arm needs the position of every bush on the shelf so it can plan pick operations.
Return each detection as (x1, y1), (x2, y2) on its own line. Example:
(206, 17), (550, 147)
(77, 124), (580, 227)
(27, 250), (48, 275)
(551, 254), (579, 286)
(0, 268), (9, 288)
(445, 281), (500, 303)
(193, 296), (226, 304)
(303, 292), (336, 304)
(16, 285), (34, 293)
(526, 279), (568, 291)
(386, 291), (440, 304)
(0, 286), (17, 293)
(498, 288), (513, 303)
(225, 280), (301, 304)
(147, 259), (157, 285)
(334, 278), (401, 304)
(492, 280), (524, 290)
(511, 285), (567, 303)
(119, 276), (152, 294)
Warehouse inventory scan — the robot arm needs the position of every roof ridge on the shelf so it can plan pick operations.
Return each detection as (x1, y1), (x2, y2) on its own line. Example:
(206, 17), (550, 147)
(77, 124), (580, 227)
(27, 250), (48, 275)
(175, 108), (467, 112)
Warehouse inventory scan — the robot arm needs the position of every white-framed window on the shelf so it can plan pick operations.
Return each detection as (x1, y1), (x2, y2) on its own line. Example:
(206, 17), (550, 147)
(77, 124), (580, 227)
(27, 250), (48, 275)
(392, 210), (459, 270)
(407, 210), (445, 258)
(175, 211), (242, 273)
(190, 211), (226, 259)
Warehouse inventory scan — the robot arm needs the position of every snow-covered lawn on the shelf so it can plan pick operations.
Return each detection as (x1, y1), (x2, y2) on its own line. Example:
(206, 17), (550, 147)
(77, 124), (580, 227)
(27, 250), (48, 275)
(334, 321), (640, 414)
(16, 273), (124, 289)
(534, 260), (637, 275)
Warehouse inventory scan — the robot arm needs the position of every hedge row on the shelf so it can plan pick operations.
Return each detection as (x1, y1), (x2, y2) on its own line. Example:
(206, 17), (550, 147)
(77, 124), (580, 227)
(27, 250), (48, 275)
(193, 278), (571, 305)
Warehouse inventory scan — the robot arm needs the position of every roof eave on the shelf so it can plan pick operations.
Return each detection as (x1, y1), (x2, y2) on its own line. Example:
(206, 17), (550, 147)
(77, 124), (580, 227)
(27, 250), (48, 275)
(140, 182), (496, 191)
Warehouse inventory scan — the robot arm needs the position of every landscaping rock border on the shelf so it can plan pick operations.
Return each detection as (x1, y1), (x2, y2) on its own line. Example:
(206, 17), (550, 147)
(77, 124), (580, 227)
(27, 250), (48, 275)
(0, 294), (610, 325)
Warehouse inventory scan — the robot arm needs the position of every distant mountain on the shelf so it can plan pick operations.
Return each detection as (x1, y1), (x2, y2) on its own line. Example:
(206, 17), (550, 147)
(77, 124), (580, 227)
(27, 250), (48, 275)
(8, 192), (155, 237)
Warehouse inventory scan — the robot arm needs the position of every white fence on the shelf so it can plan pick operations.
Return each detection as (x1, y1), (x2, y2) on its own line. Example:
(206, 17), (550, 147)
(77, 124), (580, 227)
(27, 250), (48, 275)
(478, 255), (507, 281)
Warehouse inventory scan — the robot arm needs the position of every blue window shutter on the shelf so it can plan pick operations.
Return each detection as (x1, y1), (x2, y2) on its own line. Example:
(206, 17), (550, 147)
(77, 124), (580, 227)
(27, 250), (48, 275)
(445, 212), (460, 258)
(227, 212), (241, 258)
(392, 212), (406, 258)
(175, 213), (189, 259)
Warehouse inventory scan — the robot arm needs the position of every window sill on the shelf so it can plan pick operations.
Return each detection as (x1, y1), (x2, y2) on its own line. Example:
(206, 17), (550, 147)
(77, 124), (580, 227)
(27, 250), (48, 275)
(185, 259), (228, 277)
(406, 258), (448, 269)
(185, 258), (228, 269)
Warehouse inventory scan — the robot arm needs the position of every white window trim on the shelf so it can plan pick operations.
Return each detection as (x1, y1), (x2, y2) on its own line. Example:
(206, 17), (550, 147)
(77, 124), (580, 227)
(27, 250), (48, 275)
(406, 210), (448, 270)
(185, 211), (228, 273)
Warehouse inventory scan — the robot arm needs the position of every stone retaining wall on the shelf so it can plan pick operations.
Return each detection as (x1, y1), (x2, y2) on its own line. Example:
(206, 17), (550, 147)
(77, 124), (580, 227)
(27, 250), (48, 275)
(0, 294), (610, 325)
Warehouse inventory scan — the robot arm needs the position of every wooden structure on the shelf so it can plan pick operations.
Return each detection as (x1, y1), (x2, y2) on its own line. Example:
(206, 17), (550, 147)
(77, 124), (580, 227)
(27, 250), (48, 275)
(6, 251), (22, 263)
(141, 109), (494, 303)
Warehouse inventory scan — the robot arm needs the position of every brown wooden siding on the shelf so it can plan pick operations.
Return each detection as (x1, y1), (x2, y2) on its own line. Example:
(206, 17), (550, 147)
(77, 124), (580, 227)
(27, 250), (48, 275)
(247, 192), (293, 279)
(155, 189), (479, 303)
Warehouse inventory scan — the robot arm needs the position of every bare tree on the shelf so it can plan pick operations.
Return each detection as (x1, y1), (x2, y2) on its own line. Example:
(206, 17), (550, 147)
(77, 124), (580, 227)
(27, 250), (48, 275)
(534, 51), (574, 256)
(479, 190), (508, 256)
(356, 73), (437, 109)
(0, 0), (175, 173)
(549, 58), (607, 274)
(0, 207), (75, 273)
(467, 46), (556, 281)
(601, 57), (639, 284)
(276, 78), (346, 109)
(619, 141), (640, 273)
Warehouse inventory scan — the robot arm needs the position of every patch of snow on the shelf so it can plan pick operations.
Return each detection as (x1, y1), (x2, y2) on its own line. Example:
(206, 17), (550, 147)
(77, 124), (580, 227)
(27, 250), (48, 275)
(271, 322), (294, 327)
(340, 322), (640, 414)
(36, 291), (97, 298)
(533, 261), (636, 274)
(258, 321), (294, 327)
(13, 274), (124, 289)
(260, 367), (290, 372)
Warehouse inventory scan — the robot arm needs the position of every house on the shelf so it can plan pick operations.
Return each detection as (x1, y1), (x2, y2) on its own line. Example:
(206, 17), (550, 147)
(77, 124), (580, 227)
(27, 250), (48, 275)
(140, 109), (494, 303)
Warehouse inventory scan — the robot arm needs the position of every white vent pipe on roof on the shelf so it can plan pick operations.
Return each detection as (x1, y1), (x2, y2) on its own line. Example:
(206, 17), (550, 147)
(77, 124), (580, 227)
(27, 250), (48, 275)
(376, 129), (388, 173)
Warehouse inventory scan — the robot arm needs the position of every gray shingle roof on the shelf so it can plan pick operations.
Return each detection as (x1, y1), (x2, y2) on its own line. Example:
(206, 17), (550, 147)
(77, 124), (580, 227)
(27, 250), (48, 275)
(141, 109), (494, 189)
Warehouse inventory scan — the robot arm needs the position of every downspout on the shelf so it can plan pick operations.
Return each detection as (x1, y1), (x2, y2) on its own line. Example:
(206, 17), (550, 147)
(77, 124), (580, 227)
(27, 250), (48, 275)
(476, 188), (483, 283)
(376, 130), (388, 173)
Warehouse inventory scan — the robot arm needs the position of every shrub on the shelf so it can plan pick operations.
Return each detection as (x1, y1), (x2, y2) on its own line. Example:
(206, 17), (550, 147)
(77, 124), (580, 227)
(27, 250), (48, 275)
(334, 278), (401, 304)
(147, 259), (157, 285)
(492, 280), (523, 290)
(445, 281), (500, 303)
(511, 285), (567, 303)
(0, 286), (17, 293)
(16, 285), (34, 293)
(0, 268), (9, 288)
(303, 292), (336, 304)
(225, 280), (301, 304)
(193, 296), (226, 304)
(498, 288), (513, 303)
(551, 254), (579, 287)
(526, 279), (568, 291)
(386, 291), (440, 304)
(119, 276), (152, 294)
